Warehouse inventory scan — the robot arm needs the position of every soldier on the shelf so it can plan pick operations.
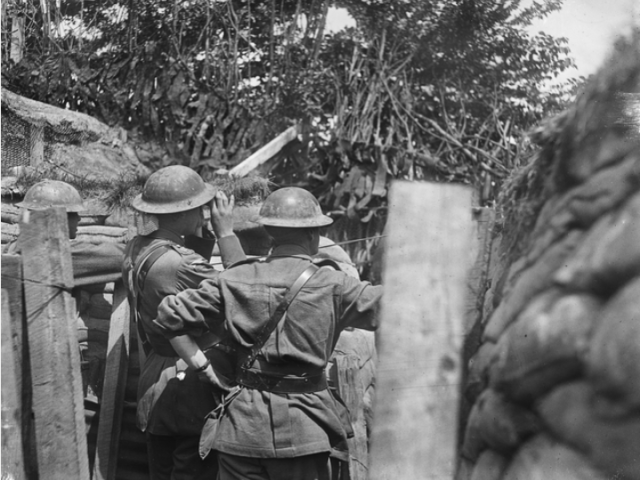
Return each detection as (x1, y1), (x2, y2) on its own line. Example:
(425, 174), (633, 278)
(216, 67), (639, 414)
(3, 179), (125, 366)
(3, 179), (126, 450)
(154, 187), (383, 480)
(3, 180), (125, 270)
(122, 165), (245, 480)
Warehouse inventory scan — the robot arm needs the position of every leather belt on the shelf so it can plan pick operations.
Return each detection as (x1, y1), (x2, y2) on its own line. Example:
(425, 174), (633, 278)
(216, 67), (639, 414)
(237, 369), (327, 393)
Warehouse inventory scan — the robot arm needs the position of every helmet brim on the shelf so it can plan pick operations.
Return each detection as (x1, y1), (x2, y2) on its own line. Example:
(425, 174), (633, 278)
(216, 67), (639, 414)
(15, 201), (85, 213)
(132, 183), (216, 214)
(256, 214), (333, 228)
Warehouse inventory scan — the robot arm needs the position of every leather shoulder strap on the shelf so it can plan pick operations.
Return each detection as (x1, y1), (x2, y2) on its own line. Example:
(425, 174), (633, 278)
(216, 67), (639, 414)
(241, 263), (319, 369)
(128, 240), (173, 355)
(133, 241), (175, 293)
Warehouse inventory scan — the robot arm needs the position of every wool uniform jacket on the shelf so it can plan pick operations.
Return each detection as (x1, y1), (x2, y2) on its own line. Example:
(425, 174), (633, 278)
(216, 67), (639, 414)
(122, 229), (245, 436)
(155, 244), (383, 458)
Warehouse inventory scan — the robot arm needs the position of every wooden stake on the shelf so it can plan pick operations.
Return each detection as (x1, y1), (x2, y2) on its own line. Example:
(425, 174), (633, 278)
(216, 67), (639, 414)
(228, 124), (299, 177)
(29, 123), (45, 166)
(336, 354), (369, 480)
(2, 254), (39, 480)
(1, 255), (24, 405)
(18, 207), (90, 480)
(2, 291), (27, 480)
(93, 281), (131, 480)
(369, 181), (472, 480)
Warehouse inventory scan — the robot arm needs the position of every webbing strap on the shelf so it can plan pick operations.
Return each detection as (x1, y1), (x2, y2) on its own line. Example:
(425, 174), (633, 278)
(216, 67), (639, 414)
(129, 240), (173, 355)
(241, 263), (319, 370)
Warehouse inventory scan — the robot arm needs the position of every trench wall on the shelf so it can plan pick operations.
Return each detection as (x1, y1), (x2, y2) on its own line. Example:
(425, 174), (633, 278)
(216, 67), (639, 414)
(457, 45), (640, 480)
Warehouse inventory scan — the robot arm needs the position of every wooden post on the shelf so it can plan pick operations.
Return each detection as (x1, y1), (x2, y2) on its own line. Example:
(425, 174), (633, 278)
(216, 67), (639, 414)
(2, 291), (27, 480)
(2, 254), (39, 480)
(29, 123), (45, 166)
(10, 14), (25, 63)
(336, 354), (368, 480)
(1, 255), (24, 406)
(369, 182), (472, 480)
(18, 207), (90, 480)
(93, 281), (131, 480)
(228, 124), (299, 177)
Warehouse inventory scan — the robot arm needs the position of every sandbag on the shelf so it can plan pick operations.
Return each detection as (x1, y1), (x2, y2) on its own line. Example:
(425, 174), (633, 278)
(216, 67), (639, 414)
(563, 153), (640, 227)
(74, 234), (127, 245)
(587, 276), (640, 410)
(483, 230), (584, 342)
(455, 457), (475, 480)
(1, 203), (20, 224)
(470, 450), (508, 480)
(538, 381), (640, 480)
(502, 434), (607, 480)
(1, 221), (19, 242)
(77, 225), (128, 237)
(104, 206), (132, 228)
(465, 341), (498, 401)
(555, 192), (640, 294)
(462, 389), (540, 460)
(489, 291), (600, 403)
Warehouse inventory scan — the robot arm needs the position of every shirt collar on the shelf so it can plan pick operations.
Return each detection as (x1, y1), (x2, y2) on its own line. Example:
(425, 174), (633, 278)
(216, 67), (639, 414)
(270, 244), (313, 260)
(149, 228), (184, 246)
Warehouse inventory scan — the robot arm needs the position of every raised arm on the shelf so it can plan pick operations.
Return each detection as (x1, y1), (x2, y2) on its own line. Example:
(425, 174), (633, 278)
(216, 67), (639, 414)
(337, 274), (384, 331)
(209, 191), (246, 267)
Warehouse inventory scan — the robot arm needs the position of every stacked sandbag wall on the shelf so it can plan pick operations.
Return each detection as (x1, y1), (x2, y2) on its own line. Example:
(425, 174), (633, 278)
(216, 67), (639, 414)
(458, 40), (640, 480)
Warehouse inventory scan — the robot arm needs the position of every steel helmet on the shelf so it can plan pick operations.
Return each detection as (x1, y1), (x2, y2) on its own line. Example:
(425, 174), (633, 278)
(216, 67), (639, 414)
(16, 180), (84, 212)
(256, 187), (333, 228)
(132, 165), (216, 214)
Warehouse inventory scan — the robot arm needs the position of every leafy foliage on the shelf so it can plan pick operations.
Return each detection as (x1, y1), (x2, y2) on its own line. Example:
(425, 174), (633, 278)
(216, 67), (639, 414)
(1, 0), (579, 278)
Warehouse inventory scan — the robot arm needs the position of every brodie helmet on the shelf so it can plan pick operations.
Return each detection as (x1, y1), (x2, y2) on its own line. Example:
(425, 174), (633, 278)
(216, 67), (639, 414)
(255, 187), (332, 228)
(17, 180), (84, 212)
(132, 165), (216, 214)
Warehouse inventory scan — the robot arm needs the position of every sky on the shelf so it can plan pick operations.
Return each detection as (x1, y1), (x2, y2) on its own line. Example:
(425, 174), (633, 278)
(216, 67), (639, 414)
(327, 0), (640, 81)
(528, 0), (639, 79)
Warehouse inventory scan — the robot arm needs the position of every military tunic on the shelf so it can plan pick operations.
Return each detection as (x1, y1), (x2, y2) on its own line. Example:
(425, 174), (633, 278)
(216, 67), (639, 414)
(122, 229), (245, 436)
(155, 244), (383, 459)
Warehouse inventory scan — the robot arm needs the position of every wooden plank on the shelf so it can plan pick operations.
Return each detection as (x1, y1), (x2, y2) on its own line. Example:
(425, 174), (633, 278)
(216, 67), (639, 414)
(1, 290), (27, 480)
(1, 255), (24, 397)
(10, 15), (25, 63)
(464, 208), (495, 336)
(369, 182), (473, 480)
(93, 281), (131, 480)
(228, 124), (299, 177)
(18, 207), (90, 480)
(336, 354), (368, 480)
(29, 123), (44, 166)
(2, 254), (39, 480)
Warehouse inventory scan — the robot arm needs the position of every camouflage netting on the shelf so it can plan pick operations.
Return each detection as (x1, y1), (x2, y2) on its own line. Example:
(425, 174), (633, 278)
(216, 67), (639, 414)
(458, 35), (640, 480)
(1, 88), (151, 179)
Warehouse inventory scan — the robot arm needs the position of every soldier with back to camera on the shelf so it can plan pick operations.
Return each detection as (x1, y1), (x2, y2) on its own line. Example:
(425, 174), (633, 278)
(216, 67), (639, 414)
(154, 187), (383, 480)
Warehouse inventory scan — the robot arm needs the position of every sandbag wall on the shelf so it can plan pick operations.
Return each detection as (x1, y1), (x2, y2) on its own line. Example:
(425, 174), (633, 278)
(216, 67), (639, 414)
(458, 43), (640, 480)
